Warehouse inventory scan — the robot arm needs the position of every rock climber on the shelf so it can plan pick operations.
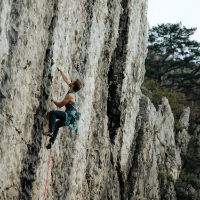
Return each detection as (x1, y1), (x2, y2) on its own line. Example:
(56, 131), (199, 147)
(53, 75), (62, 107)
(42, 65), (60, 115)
(43, 67), (83, 149)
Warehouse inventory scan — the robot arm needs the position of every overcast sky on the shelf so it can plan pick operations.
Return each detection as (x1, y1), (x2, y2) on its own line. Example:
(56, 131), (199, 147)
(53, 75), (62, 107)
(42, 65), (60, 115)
(148, 0), (200, 41)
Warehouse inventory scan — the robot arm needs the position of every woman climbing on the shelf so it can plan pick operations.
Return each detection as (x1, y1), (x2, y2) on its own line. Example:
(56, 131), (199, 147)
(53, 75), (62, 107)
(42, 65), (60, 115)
(43, 67), (83, 149)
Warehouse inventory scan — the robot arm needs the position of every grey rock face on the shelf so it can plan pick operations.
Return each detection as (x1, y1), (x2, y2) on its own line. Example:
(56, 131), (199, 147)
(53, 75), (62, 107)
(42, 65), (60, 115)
(176, 107), (191, 154)
(0, 0), (193, 200)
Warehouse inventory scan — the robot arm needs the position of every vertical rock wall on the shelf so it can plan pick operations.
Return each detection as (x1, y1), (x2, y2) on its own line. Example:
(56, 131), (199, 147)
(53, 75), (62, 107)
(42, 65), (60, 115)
(0, 0), (192, 200)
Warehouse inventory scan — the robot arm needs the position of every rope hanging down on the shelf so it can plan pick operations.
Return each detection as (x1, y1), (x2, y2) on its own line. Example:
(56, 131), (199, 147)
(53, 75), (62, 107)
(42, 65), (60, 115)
(43, 149), (52, 200)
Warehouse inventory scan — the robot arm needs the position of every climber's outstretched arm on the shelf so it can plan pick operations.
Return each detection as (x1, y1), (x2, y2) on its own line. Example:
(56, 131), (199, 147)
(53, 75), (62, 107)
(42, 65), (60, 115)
(52, 93), (75, 108)
(57, 67), (72, 86)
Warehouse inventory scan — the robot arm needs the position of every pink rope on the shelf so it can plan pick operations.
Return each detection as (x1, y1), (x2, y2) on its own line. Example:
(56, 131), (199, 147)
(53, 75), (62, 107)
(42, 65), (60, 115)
(43, 149), (52, 200)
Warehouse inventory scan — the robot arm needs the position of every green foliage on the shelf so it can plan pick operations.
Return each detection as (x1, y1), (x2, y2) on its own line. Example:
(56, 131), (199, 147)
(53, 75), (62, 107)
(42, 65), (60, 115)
(176, 172), (200, 189)
(183, 135), (200, 171)
(175, 140), (200, 199)
(158, 164), (165, 171)
(175, 178), (196, 200)
(190, 104), (200, 124)
(183, 154), (200, 171)
(146, 23), (200, 98)
(142, 79), (186, 118)
(174, 120), (182, 133)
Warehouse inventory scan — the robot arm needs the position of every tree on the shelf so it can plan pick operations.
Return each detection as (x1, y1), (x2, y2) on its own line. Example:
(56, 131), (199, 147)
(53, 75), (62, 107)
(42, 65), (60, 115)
(145, 23), (200, 99)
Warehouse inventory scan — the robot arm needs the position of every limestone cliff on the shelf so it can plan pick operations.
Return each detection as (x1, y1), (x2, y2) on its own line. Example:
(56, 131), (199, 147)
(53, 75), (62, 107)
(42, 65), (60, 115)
(0, 0), (194, 200)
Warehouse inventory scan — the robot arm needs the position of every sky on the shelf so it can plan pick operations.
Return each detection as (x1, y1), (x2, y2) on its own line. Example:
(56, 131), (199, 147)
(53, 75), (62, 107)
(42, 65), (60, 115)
(148, 0), (200, 41)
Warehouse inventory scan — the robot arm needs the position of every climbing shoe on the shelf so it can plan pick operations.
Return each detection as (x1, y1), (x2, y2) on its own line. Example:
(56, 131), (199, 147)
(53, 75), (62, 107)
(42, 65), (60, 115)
(46, 142), (52, 149)
(42, 131), (52, 137)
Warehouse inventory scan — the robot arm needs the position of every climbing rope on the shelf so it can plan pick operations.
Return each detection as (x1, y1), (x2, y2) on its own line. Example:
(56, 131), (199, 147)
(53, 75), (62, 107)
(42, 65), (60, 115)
(43, 148), (52, 200)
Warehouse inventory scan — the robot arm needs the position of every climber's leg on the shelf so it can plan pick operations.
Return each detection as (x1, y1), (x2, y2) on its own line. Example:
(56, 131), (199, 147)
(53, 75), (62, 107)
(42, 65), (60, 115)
(49, 120), (65, 144)
(48, 110), (66, 132)
(46, 120), (65, 149)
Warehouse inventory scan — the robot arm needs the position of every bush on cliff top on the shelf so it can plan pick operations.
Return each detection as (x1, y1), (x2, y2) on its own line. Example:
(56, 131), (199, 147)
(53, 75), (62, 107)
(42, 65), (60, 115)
(141, 79), (186, 118)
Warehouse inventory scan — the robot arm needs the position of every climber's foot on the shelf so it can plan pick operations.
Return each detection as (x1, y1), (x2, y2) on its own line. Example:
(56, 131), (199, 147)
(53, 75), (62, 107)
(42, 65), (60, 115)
(46, 142), (52, 149)
(42, 131), (52, 137)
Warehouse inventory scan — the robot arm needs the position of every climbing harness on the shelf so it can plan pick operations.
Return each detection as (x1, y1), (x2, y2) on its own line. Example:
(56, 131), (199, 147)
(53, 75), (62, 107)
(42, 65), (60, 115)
(43, 148), (52, 200)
